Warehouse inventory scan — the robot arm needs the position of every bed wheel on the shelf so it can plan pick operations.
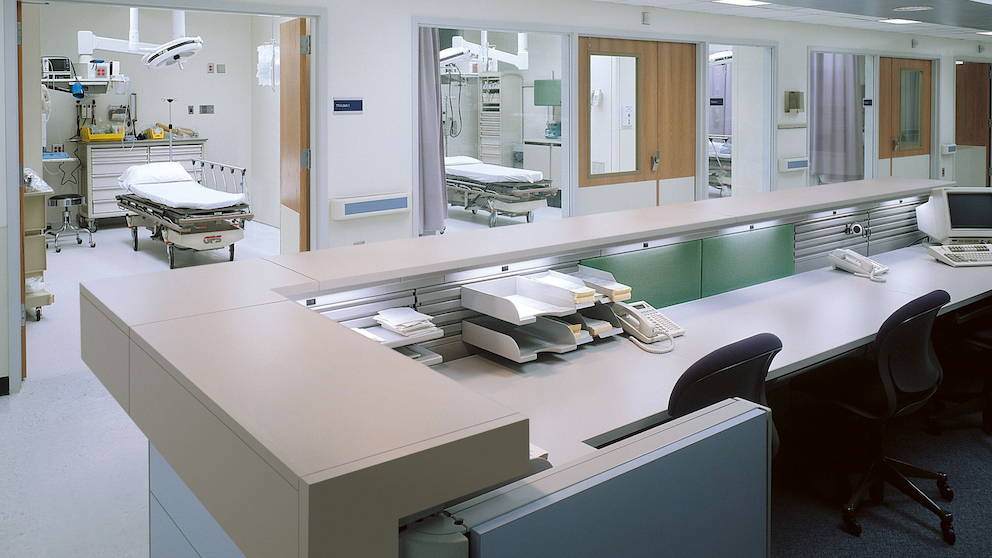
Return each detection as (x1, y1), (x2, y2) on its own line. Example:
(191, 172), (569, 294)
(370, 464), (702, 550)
(131, 227), (139, 251)
(489, 212), (498, 228)
(167, 244), (176, 269)
(526, 211), (535, 223)
(471, 209), (477, 215)
(229, 244), (235, 261)
(90, 241), (96, 248)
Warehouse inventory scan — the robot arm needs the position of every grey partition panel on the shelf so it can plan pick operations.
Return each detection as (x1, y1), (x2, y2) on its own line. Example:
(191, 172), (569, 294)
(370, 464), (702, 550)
(468, 411), (768, 558)
(150, 443), (246, 558)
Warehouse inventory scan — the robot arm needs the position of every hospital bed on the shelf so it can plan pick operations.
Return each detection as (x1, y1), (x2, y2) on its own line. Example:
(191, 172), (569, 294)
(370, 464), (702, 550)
(445, 156), (559, 228)
(116, 160), (253, 269)
(707, 135), (732, 197)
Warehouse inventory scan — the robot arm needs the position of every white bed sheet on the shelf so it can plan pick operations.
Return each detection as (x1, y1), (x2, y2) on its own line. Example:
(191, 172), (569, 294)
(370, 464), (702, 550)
(445, 163), (544, 184)
(128, 181), (246, 210)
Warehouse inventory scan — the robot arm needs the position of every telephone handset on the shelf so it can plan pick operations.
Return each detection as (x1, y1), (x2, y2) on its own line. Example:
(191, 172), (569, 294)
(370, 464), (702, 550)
(827, 249), (888, 283)
(614, 300), (684, 354)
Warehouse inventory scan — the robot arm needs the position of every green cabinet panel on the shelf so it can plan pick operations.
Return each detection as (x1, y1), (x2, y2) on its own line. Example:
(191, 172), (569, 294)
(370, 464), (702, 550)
(701, 224), (795, 298)
(580, 241), (702, 309)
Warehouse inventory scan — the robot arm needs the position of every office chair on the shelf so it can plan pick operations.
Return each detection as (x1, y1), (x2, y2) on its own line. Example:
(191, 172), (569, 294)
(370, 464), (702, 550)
(791, 289), (954, 545)
(668, 332), (783, 455)
(928, 315), (992, 434)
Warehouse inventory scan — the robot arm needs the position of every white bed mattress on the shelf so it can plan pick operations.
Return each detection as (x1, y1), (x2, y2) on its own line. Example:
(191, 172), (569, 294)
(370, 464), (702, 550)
(446, 163), (544, 184)
(128, 181), (247, 210)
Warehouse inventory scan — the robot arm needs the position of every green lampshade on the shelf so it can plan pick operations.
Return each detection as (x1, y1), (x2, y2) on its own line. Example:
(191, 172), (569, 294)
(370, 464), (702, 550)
(533, 79), (561, 107)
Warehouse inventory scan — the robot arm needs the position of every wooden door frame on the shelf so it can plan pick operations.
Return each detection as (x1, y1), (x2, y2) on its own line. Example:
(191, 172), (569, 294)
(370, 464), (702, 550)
(3, 0), (327, 393)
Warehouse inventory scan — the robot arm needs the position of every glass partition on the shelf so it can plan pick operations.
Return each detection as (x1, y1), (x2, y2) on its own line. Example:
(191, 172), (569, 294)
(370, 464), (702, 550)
(899, 68), (923, 149)
(588, 54), (639, 176)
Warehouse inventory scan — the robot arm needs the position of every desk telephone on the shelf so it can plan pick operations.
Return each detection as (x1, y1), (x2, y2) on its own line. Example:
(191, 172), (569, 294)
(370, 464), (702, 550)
(614, 300), (684, 354)
(828, 249), (888, 283)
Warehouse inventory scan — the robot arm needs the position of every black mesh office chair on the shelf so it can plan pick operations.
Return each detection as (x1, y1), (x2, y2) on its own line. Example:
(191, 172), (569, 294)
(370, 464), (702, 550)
(791, 289), (954, 545)
(928, 316), (992, 434)
(668, 332), (783, 455)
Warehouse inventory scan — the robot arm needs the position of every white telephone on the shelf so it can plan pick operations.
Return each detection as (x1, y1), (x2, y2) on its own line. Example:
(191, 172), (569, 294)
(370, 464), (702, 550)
(828, 249), (888, 283)
(614, 300), (684, 354)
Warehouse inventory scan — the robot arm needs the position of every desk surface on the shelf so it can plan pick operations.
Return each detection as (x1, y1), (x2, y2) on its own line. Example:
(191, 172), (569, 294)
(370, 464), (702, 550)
(434, 245), (992, 465)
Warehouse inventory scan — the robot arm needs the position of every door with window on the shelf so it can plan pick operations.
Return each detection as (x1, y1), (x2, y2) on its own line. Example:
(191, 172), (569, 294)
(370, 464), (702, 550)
(578, 37), (695, 215)
(879, 57), (931, 179)
(955, 61), (990, 186)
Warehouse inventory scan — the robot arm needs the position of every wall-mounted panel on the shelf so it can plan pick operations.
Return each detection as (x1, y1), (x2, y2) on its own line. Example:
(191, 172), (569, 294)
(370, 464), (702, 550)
(701, 225), (795, 298)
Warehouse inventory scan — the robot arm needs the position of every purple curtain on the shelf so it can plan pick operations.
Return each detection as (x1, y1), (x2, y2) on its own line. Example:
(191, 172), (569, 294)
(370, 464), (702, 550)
(810, 53), (865, 183)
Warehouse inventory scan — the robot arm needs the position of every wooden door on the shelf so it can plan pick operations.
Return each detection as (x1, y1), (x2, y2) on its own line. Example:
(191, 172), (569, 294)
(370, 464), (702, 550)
(280, 18), (311, 252)
(578, 37), (695, 204)
(17, 2), (25, 380)
(879, 57), (932, 171)
(956, 62), (991, 186)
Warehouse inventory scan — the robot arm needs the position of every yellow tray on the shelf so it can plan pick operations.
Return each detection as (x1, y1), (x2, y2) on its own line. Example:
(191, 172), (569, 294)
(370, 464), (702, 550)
(80, 127), (124, 142)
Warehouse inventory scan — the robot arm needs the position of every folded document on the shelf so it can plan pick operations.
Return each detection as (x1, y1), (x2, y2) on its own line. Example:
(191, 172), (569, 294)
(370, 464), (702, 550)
(374, 307), (439, 337)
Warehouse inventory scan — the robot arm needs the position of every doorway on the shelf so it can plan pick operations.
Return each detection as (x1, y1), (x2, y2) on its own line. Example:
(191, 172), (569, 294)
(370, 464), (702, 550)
(808, 52), (868, 185)
(878, 57), (932, 179)
(955, 61), (990, 186)
(578, 36), (695, 215)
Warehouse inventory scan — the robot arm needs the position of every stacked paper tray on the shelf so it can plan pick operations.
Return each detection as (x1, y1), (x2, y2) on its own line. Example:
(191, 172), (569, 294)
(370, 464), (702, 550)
(461, 276), (577, 325)
(395, 344), (443, 367)
(528, 270), (597, 307)
(462, 316), (578, 363)
(358, 325), (444, 349)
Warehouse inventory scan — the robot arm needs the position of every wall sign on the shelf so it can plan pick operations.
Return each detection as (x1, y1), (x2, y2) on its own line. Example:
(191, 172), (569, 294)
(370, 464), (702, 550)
(334, 98), (363, 114)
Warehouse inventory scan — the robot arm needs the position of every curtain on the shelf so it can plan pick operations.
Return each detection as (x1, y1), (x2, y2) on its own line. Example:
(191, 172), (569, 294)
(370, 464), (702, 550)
(810, 53), (865, 183)
(418, 27), (447, 234)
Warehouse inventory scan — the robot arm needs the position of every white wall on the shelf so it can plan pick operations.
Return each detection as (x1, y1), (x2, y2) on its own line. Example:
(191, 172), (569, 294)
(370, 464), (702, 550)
(730, 45), (770, 197)
(954, 145), (987, 187)
(249, 16), (286, 227)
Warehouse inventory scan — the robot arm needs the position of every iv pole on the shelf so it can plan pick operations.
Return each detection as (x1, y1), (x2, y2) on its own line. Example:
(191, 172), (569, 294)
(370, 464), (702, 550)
(163, 98), (175, 161)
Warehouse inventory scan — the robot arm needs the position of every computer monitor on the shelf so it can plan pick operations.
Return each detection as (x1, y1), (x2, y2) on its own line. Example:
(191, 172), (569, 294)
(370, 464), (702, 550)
(916, 187), (992, 244)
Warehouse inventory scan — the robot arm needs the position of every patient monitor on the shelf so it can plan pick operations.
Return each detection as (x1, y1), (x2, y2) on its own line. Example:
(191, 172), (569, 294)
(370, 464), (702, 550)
(916, 187), (992, 245)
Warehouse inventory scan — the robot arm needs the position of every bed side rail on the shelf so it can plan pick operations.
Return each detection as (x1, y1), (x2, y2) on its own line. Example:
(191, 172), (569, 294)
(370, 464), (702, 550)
(192, 159), (251, 206)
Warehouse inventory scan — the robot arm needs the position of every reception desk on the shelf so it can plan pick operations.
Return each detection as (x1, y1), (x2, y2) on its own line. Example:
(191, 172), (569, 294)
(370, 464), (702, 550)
(80, 178), (962, 557)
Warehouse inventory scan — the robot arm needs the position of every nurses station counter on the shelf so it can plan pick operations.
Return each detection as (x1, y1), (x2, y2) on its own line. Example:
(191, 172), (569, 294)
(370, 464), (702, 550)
(81, 178), (974, 558)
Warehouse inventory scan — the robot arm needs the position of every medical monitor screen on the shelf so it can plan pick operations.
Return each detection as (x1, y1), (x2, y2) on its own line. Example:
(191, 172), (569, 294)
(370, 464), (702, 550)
(947, 192), (992, 230)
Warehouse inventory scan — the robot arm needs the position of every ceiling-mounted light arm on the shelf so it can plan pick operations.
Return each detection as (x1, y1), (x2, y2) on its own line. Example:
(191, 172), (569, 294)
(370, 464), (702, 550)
(78, 8), (201, 70)
(77, 30), (157, 64)
(451, 33), (529, 71)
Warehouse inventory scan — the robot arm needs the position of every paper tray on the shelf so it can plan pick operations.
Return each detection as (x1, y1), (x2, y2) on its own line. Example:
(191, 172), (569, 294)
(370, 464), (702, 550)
(461, 276), (577, 325)
(361, 325), (444, 349)
(462, 316), (577, 363)
(395, 344), (443, 366)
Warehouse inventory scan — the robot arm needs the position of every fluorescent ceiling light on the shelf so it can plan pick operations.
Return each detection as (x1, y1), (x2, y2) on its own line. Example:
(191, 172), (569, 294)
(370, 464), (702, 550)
(978, 31), (992, 35)
(956, 60), (965, 64)
(893, 6), (933, 11)
(879, 18), (922, 24)
(713, 0), (771, 6)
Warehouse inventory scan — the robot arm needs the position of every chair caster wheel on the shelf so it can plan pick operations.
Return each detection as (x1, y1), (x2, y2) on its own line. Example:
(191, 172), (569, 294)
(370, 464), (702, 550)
(942, 520), (955, 545)
(843, 511), (861, 537)
(938, 479), (954, 502)
(90, 242), (96, 248)
(77, 237), (83, 244)
(55, 247), (61, 253)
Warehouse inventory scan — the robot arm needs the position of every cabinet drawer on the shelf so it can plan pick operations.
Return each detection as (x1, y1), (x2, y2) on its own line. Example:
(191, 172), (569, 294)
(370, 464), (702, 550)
(24, 233), (46, 274)
(91, 200), (125, 216)
(93, 186), (125, 202)
(92, 160), (148, 177)
(149, 146), (202, 161)
(91, 175), (127, 190)
(90, 148), (149, 163)
(24, 193), (47, 231)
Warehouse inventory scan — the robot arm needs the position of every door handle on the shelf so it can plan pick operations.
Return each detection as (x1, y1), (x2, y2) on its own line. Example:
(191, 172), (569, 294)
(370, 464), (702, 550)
(892, 139), (900, 152)
(650, 150), (660, 172)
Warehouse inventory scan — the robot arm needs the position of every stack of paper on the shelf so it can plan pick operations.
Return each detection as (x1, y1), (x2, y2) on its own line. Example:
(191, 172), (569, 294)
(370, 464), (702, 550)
(531, 272), (597, 305)
(570, 272), (632, 302)
(374, 307), (439, 337)
(583, 317), (614, 337)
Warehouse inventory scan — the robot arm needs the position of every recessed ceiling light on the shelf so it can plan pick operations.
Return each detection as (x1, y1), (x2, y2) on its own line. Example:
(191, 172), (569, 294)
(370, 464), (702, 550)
(713, 0), (771, 6)
(893, 6), (933, 11)
(879, 18), (922, 24)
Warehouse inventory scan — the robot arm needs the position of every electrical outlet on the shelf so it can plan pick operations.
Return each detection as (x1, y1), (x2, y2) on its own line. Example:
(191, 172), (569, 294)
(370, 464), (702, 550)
(188, 105), (194, 115)
(199, 105), (214, 115)
(207, 63), (214, 74)
(216, 64), (226, 74)
(353, 240), (365, 245)
(51, 143), (64, 153)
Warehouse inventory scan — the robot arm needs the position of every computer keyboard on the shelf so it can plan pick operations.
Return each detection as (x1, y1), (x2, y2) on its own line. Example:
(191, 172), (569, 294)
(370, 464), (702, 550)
(927, 244), (992, 267)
